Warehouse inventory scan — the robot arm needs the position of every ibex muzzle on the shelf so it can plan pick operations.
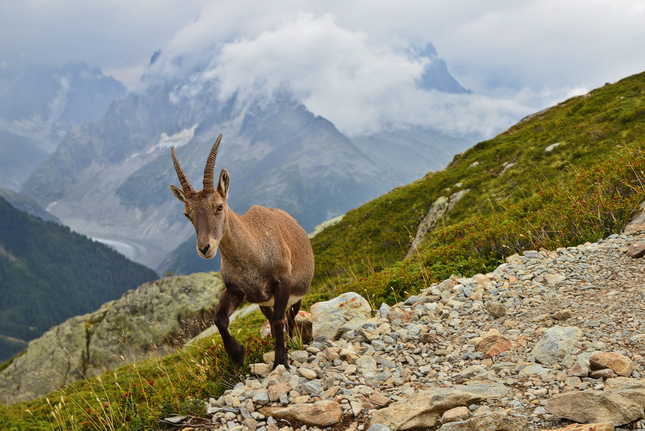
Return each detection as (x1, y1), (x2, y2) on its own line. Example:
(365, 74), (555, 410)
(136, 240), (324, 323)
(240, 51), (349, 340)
(170, 134), (314, 368)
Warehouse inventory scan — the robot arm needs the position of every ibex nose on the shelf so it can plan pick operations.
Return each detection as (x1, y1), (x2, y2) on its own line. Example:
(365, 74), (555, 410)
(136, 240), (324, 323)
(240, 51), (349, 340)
(199, 243), (211, 255)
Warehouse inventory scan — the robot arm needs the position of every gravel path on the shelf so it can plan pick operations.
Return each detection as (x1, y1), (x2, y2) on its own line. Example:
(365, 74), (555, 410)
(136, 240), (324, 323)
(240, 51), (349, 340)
(186, 232), (645, 431)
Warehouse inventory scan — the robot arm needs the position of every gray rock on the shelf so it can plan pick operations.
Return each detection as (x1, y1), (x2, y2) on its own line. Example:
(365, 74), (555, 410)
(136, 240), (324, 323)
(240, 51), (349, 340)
(357, 355), (378, 378)
(379, 303), (391, 319)
(486, 302), (506, 318)
(530, 326), (583, 364)
(253, 390), (270, 405)
(310, 292), (372, 340)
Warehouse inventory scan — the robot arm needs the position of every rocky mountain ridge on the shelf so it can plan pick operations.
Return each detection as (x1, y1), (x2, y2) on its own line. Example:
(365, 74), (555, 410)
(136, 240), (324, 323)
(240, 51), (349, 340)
(21, 52), (472, 271)
(194, 228), (645, 431)
(0, 272), (224, 404)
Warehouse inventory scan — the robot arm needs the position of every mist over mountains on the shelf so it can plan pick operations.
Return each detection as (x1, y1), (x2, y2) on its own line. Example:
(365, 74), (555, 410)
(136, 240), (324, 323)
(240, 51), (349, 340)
(15, 45), (474, 272)
(0, 63), (125, 191)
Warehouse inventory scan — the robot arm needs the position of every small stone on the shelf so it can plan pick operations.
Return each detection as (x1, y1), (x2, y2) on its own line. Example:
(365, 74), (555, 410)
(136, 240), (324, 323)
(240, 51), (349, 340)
(250, 363), (272, 378)
(590, 368), (618, 380)
(475, 329), (504, 353)
(589, 352), (634, 377)
(253, 390), (270, 405)
(486, 302), (506, 318)
(310, 293), (372, 340)
(369, 391), (393, 407)
(569, 360), (591, 377)
(290, 350), (309, 363)
(545, 273), (566, 285)
(486, 338), (514, 358)
(546, 390), (645, 426)
(350, 400), (363, 416)
(551, 308), (573, 321)
(263, 351), (275, 364)
(298, 367), (318, 379)
(164, 415), (187, 424)
(441, 406), (469, 424)
(242, 418), (258, 431)
(268, 382), (292, 402)
(259, 400), (343, 427)
(627, 243), (645, 258)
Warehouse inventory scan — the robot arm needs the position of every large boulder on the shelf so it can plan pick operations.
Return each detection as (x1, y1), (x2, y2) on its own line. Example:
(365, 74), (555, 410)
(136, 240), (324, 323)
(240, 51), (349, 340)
(369, 383), (510, 430)
(310, 292), (372, 340)
(0, 273), (224, 404)
(259, 400), (343, 427)
(531, 326), (583, 364)
(546, 389), (645, 426)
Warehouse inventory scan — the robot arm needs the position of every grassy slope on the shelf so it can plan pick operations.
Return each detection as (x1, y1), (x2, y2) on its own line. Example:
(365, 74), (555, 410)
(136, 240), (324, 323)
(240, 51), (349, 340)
(3, 71), (645, 430)
(309, 72), (645, 303)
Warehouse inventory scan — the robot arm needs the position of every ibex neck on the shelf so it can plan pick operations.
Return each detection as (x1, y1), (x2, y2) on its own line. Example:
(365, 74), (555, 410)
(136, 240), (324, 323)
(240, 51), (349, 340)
(218, 207), (254, 264)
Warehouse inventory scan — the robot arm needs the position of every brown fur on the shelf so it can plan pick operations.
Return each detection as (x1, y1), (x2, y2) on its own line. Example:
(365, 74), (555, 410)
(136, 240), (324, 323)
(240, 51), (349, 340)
(170, 135), (314, 368)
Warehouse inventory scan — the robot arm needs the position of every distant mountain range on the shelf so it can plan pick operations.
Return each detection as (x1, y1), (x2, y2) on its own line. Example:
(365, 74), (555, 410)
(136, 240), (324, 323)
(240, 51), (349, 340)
(18, 46), (473, 272)
(0, 63), (125, 191)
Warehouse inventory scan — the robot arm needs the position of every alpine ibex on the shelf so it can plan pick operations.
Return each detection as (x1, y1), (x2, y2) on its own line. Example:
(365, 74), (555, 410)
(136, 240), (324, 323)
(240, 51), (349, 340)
(169, 134), (314, 369)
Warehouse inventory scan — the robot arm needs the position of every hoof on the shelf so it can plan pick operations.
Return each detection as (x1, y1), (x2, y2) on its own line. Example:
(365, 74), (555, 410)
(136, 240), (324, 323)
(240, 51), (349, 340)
(230, 344), (245, 365)
(272, 352), (289, 370)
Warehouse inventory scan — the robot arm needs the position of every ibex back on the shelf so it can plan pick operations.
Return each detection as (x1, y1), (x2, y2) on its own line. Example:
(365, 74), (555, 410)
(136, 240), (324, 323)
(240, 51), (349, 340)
(170, 134), (314, 368)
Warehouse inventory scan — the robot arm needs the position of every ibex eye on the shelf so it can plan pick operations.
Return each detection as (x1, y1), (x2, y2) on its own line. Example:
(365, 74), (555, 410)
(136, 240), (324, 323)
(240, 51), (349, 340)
(184, 213), (190, 219)
(217, 204), (224, 212)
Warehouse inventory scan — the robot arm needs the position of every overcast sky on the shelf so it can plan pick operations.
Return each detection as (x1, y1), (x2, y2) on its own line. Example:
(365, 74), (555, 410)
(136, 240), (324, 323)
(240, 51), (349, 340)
(2, 0), (645, 138)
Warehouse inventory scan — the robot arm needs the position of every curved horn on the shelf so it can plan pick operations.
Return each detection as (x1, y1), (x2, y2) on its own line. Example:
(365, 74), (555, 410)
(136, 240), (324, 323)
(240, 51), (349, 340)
(203, 134), (223, 191)
(171, 146), (195, 194)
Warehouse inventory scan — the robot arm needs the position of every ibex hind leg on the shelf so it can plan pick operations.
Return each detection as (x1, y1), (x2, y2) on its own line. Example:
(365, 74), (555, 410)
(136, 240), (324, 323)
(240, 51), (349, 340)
(214, 289), (245, 365)
(260, 299), (301, 339)
(286, 299), (302, 339)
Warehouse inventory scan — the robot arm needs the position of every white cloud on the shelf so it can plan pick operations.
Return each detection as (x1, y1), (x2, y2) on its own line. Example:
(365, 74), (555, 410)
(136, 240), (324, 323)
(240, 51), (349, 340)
(3, 0), (645, 140)
(164, 12), (560, 138)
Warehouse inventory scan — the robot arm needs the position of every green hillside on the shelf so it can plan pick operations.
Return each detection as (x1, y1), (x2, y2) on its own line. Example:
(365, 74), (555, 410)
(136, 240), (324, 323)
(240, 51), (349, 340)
(309, 71), (645, 306)
(0, 197), (158, 362)
(2, 71), (645, 430)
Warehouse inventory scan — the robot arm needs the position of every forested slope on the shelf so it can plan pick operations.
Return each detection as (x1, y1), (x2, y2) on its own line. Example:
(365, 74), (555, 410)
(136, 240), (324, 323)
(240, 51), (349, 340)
(0, 197), (158, 362)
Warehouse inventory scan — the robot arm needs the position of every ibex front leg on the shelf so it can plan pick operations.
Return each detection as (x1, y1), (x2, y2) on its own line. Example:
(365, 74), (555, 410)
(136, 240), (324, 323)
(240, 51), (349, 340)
(214, 289), (245, 365)
(270, 278), (292, 369)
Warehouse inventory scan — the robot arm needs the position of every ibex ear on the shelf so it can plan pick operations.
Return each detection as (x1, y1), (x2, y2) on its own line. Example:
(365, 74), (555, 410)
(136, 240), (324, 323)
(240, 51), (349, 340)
(217, 169), (230, 199)
(170, 184), (187, 203)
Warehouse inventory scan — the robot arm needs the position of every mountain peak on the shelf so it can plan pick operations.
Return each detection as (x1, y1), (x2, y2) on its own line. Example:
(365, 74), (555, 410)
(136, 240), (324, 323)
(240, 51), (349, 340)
(416, 43), (471, 94)
(420, 42), (438, 58)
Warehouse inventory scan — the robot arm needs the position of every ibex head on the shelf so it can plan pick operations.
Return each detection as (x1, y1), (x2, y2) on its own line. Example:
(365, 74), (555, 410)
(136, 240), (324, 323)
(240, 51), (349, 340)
(169, 134), (230, 259)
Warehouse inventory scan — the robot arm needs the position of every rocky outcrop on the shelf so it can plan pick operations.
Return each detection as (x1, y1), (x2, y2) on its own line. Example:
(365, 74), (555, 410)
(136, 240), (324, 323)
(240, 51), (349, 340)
(406, 190), (469, 259)
(0, 272), (223, 404)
